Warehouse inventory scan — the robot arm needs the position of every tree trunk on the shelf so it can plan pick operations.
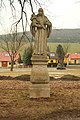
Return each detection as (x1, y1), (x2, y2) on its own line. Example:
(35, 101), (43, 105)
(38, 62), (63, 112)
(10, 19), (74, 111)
(10, 59), (14, 71)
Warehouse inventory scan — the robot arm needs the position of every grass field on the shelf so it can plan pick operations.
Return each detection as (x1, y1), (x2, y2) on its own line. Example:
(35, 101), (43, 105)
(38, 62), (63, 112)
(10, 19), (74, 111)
(19, 43), (80, 57)
(0, 67), (80, 77)
(48, 43), (80, 53)
(0, 42), (80, 57)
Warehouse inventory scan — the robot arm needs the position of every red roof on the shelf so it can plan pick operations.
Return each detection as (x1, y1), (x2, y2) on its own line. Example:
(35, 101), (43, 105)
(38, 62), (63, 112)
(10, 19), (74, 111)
(69, 53), (80, 60)
(0, 52), (19, 62)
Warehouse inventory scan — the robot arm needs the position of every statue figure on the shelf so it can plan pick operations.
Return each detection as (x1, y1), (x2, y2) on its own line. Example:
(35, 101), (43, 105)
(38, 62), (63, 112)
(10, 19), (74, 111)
(30, 8), (52, 55)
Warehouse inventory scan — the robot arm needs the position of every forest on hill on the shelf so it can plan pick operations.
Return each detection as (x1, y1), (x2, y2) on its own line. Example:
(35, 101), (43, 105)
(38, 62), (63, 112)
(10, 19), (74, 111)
(48, 29), (80, 43)
(26, 29), (80, 43)
(0, 29), (80, 43)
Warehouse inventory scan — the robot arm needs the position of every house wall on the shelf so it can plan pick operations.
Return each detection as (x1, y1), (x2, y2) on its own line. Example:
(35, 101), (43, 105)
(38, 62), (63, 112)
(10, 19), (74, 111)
(78, 59), (80, 64)
(0, 62), (2, 67)
(76, 59), (80, 64)
(48, 59), (58, 64)
(8, 62), (10, 67)
(0, 61), (18, 68)
(69, 60), (74, 64)
(69, 59), (80, 64)
(8, 61), (18, 68)
(64, 57), (68, 63)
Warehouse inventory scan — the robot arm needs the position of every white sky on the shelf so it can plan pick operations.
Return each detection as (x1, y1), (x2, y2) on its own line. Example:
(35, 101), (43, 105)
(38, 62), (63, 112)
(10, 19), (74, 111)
(0, 0), (80, 34)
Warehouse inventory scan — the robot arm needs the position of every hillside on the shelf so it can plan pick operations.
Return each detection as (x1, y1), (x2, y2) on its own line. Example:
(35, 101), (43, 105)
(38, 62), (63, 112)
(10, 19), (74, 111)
(0, 29), (80, 43)
(48, 29), (80, 43)
(27, 29), (80, 43)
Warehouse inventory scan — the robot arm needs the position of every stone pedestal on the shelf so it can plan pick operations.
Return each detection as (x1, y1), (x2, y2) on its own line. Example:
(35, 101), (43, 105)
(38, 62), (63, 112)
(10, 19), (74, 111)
(30, 55), (50, 98)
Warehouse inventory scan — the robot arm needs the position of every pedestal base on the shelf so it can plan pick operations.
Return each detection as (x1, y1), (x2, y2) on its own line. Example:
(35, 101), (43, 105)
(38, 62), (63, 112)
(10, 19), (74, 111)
(30, 55), (50, 98)
(30, 84), (50, 98)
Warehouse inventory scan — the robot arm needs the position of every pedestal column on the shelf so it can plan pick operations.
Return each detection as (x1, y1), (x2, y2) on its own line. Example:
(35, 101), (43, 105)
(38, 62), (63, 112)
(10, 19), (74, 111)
(30, 55), (50, 98)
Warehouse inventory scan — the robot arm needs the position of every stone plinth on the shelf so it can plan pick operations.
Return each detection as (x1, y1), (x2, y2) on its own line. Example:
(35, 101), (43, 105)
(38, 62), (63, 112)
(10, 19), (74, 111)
(30, 55), (50, 98)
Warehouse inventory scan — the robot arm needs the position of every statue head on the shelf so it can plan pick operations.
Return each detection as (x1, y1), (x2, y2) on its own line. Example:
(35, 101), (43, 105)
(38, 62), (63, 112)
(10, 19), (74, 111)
(38, 8), (44, 16)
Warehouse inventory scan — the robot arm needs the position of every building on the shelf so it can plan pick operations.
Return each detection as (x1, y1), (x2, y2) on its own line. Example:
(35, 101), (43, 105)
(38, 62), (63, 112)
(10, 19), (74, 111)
(47, 52), (58, 67)
(66, 53), (80, 65)
(0, 52), (19, 68)
(48, 52), (68, 67)
(69, 53), (80, 65)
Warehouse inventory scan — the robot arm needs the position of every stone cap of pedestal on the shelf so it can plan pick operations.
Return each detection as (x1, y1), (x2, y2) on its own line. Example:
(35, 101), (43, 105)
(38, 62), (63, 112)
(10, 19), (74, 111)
(32, 54), (47, 59)
(31, 55), (48, 65)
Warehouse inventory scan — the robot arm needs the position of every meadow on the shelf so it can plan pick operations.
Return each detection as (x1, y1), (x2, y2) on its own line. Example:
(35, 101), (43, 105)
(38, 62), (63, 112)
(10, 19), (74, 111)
(0, 42), (80, 57)
(48, 43), (80, 53)
(17, 42), (80, 59)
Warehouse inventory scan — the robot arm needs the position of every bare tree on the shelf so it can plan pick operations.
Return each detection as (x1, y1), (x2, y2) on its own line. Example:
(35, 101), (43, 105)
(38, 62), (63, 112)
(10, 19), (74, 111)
(0, 0), (46, 71)
(0, 0), (41, 33)
(63, 43), (70, 55)
(0, 32), (24, 71)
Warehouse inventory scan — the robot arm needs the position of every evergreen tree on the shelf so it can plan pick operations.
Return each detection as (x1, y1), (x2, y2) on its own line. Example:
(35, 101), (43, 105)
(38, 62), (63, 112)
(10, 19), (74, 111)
(56, 44), (65, 60)
(23, 47), (33, 65)
(18, 53), (22, 64)
(56, 44), (65, 67)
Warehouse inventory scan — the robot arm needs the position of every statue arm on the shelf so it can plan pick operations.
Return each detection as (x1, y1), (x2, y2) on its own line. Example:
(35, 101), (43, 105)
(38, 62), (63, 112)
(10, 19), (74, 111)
(30, 14), (44, 36)
(32, 22), (43, 28)
(45, 16), (52, 37)
(45, 16), (52, 27)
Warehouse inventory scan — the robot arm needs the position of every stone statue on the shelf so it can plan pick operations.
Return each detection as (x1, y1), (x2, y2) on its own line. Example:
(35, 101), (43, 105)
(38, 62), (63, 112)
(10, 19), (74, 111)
(30, 8), (52, 55)
(30, 8), (52, 98)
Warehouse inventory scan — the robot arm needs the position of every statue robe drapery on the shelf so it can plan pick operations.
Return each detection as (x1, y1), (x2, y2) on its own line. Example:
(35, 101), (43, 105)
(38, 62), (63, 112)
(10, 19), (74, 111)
(30, 10), (52, 55)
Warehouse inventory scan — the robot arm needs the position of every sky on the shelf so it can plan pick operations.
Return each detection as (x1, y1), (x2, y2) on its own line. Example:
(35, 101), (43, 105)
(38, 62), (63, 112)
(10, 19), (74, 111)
(0, 0), (80, 34)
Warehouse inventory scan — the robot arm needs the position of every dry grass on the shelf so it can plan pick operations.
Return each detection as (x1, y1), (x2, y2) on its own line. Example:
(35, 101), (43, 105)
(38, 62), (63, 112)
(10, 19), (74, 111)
(0, 69), (80, 120)
(0, 68), (80, 77)
(0, 71), (30, 77)
(0, 79), (80, 120)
